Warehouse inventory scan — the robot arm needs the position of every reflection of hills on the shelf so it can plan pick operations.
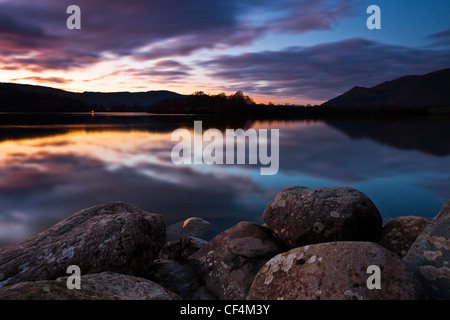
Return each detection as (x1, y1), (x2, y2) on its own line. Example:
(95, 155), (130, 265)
(2, 113), (449, 157)
(327, 118), (450, 156)
(0, 113), (256, 142)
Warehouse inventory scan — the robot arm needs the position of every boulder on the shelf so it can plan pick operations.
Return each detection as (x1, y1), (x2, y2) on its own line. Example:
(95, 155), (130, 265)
(0, 202), (165, 288)
(151, 259), (216, 300)
(166, 217), (210, 241)
(263, 186), (382, 248)
(247, 241), (427, 300)
(188, 221), (286, 300)
(158, 237), (208, 261)
(403, 200), (450, 300)
(378, 216), (430, 257)
(152, 237), (214, 299)
(0, 272), (180, 300)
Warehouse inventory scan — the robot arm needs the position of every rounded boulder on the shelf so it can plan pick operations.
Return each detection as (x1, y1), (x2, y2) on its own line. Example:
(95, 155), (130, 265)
(247, 241), (427, 300)
(263, 186), (382, 248)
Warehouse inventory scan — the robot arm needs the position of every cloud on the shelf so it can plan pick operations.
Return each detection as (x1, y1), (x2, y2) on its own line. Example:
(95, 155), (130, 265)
(11, 76), (72, 84)
(154, 60), (192, 70)
(126, 59), (195, 82)
(0, 0), (359, 72)
(425, 29), (450, 48)
(1, 65), (20, 70)
(263, 0), (357, 33)
(200, 38), (450, 101)
(130, 68), (191, 82)
(0, 0), (250, 70)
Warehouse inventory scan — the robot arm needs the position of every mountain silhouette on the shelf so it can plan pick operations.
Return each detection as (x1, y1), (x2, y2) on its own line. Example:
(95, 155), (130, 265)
(0, 82), (184, 112)
(323, 68), (450, 107)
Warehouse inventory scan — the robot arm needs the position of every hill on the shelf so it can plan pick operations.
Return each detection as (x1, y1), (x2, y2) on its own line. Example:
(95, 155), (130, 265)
(0, 83), (184, 112)
(323, 68), (450, 107)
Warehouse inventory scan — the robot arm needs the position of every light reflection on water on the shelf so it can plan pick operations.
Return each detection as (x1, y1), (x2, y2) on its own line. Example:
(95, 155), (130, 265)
(0, 113), (449, 248)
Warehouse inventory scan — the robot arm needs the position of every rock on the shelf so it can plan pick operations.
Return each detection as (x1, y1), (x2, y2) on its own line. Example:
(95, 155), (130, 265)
(403, 200), (450, 300)
(150, 259), (216, 300)
(263, 186), (382, 248)
(188, 221), (286, 300)
(152, 237), (214, 299)
(0, 202), (165, 288)
(0, 272), (180, 300)
(158, 237), (208, 261)
(378, 216), (430, 257)
(247, 241), (427, 300)
(166, 217), (210, 241)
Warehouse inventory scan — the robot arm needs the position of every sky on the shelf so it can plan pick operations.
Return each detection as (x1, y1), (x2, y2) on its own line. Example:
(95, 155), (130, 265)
(0, 0), (449, 104)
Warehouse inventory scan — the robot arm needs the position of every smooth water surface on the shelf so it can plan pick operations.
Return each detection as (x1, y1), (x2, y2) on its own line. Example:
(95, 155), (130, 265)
(0, 113), (449, 247)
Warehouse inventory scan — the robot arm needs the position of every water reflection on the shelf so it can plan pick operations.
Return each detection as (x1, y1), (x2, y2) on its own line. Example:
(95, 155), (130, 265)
(0, 113), (449, 248)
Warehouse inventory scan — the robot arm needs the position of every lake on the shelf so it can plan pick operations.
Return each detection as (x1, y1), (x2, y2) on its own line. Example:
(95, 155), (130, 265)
(0, 112), (449, 248)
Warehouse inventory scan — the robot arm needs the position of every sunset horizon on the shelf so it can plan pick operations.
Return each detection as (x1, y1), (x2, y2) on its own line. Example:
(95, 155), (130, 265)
(1, 0), (449, 105)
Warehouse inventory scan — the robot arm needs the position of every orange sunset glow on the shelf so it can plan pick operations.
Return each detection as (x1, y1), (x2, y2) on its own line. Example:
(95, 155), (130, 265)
(1, 0), (448, 105)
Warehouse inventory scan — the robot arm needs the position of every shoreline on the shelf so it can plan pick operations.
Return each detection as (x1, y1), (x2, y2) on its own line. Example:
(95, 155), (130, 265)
(0, 186), (448, 300)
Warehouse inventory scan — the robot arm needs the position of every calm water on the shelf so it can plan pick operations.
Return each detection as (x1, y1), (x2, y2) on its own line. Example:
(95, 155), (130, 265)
(0, 113), (449, 248)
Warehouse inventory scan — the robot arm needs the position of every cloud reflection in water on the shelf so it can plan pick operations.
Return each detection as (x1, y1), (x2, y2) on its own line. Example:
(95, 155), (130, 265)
(0, 117), (449, 248)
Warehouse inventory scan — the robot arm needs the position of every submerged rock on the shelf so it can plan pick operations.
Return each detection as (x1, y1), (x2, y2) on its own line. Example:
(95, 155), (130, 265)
(0, 202), (165, 288)
(378, 216), (430, 257)
(0, 272), (180, 300)
(247, 241), (427, 300)
(188, 221), (286, 300)
(263, 186), (382, 248)
(403, 200), (450, 300)
(166, 217), (210, 241)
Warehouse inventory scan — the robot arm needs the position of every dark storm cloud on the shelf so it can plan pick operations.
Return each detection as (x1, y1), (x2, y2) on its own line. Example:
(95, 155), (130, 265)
(0, 0), (359, 71)
(201, 38), (450, 101)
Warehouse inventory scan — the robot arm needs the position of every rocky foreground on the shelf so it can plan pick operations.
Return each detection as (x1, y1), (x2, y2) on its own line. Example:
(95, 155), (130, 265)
(0, 186), (448, 300)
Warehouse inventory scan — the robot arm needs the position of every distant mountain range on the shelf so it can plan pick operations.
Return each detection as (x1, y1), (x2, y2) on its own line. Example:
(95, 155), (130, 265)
(323, 68), (450, 107)
(2, 68), (449, 113)
(0, 82), (184, 112)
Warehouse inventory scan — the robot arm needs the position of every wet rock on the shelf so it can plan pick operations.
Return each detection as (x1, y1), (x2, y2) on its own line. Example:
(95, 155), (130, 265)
(378, 216), (430, 257)
(151, 259), (216, 300)
(166, 217), (210, 241)
(403, 200), (450, 300)
(153, 237), (214, 299)
(263, 186), (382, 248)
(188, 221), (286, 300)
(247, 241), (427, 300)
(158, 237), (208, 261)
(0, 272), (180, 300)
(0, 202), (165, 288)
